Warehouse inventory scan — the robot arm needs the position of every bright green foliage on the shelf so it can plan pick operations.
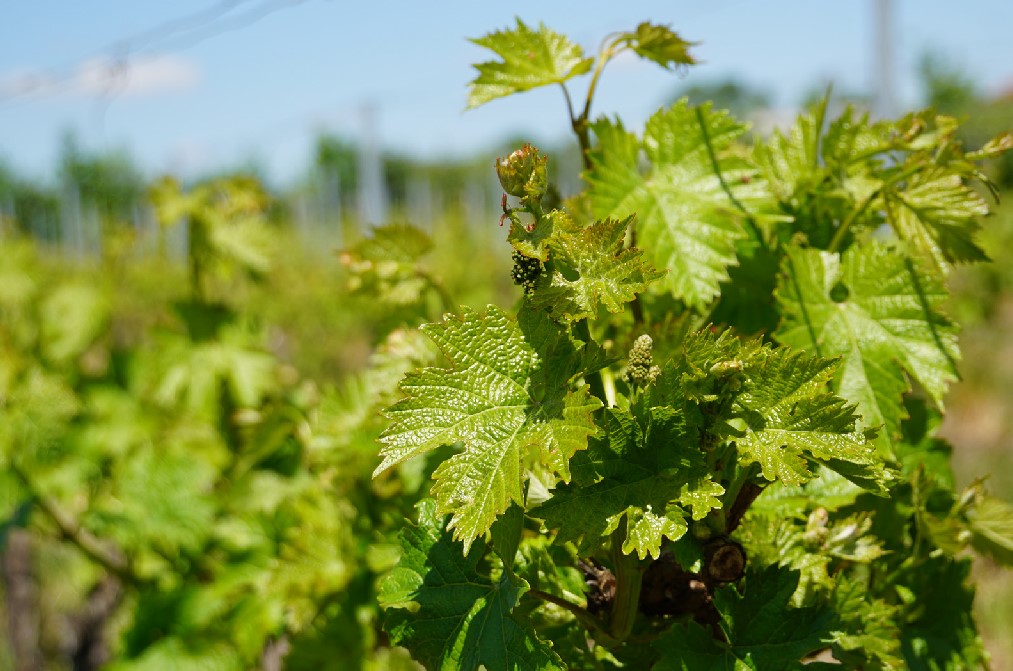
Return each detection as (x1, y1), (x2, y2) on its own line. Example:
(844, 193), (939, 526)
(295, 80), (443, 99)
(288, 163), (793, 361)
(895, 557), (988, 669)
(39, 283), (109, 365)
(371, 18), (1013, 671)
(884, 167), (990, 274)
(535, 408), (721, 560)
(753, 97), (831, 203)
(340, 223), (435, 305)
(829, 578), (904, 670)
(2, 14), (1008, 671)
(0, 182), (459, 669)
(467, 18), (592, 109)
(735, 346), (886, 490)
(653, 330), (887, 491)
(614, 22), (697, 71)
(586, 101), (761, 309)
(376, 305), (601, 551)
(969, 495), (1013, 565)
(380, 500), (563, 671)
(150, 175), (274, 284)
(653, 566), (835, 670)
(775, 243), (958, 454)
(528, 216), (663, 322)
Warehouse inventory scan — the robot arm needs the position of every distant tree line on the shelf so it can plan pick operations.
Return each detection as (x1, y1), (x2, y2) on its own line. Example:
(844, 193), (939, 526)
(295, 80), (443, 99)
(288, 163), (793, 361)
(0, 130), (584, 257)
(2, 55), (1009, 254)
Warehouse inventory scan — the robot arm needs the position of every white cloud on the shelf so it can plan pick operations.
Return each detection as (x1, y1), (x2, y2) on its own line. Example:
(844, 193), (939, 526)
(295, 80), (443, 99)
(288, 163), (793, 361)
(1, 54), (200, 99)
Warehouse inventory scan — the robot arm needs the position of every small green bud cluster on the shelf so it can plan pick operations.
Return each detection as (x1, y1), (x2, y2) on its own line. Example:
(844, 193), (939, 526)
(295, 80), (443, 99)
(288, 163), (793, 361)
(511, 250), (543, 295)
(495, 144), (548, 202)
(624, 334), (661, 387)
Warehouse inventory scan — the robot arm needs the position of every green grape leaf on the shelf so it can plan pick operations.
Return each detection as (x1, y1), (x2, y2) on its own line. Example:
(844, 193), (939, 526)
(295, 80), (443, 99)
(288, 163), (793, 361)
(820, 106), (895, 171)
(614, 22), (697, 71)
(96, 450), (216, 555)
(709, 226), (783, 336)
(966, 130), (1013, 160)
(376, 305), (601, 552)
(754, 97), (828, 201)
(40, 283), (109, 365)
(736, 347), (886, 492)
(508, 209), (576, 262)
(829, 577), (904, 670)
(340, 224), (433, 305)
(894, 557), (987, 669)
(379, 500), (563, 671)
(468, 19), (592, 109)
(528, 216), (663, 322)
(884, 167), (989, 276)
(344, 223), (432, 264)
(775, 243), (958, 455)
(653, 566), (834, 670)
(969, 495), (1013, 566)
(735, 513), (834, 604)
(206, 211), (273, 275)
(534, 408), (722, 560)
(155, 339), (276, 412)
(586, 101), (760, 309)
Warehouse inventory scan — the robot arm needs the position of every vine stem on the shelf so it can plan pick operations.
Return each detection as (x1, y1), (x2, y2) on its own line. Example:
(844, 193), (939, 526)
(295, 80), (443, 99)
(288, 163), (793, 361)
(827, 163), (921, 253)
(573, 319), (606, 403)
(562, 39), (629, 171)
(827, 189), (877, 253)
(10, 461), (143, 586)
(696, 106), (752, 221)
(561, 40), (647, 325)
(526, 589), (618, 646)
(608, 521), (645, 641)
(415, 267), (456, 315)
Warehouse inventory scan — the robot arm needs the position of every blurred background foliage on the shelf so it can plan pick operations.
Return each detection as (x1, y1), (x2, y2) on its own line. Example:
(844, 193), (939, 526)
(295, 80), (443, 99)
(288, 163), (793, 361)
(0, 49), (1011, 669)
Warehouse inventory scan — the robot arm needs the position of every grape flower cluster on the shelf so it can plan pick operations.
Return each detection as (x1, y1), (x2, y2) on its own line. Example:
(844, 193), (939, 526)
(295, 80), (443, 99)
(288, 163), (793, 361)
(511, 250), (543, 295)
(624, 334), (661, 387)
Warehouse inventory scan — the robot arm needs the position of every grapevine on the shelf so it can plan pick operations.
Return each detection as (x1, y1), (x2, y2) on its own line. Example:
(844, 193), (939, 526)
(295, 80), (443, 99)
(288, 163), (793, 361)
(374, 18), (1013, 671)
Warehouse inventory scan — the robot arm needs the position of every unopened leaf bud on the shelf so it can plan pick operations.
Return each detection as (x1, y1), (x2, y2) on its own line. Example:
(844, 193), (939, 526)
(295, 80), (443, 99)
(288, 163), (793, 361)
(496, 144), (548, 201)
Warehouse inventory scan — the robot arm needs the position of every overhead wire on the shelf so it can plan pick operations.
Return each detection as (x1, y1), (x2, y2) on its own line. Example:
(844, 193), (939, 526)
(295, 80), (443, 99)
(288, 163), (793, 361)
(0, 0), (315, 105)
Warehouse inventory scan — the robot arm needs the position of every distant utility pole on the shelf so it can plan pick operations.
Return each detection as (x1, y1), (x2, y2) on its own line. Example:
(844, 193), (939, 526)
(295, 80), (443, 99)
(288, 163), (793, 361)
(873, 0), (897, 118)
(357, 102), (388, 225)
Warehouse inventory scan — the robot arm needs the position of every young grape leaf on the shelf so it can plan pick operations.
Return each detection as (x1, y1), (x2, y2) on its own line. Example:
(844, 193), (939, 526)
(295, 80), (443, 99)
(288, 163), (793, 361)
(652, 566), (835, 670)
(829, 577), (904, 670)
(775, 243), (958, 455)
(754, 97), (829, 202)
(613, 22), (697, 71)
(820, 106), (895, 172)
(969, 495), (1013, 566)
(533, 407), (723, 560)
(376, 305), (601, 552)
(379, 500), (563, 671)
(340, 224), (433, 306)
(586, 101), (762, 309)
(735, 347), (887, 492)
(468, 19), (592, 109)
(966, 130), (1013, 160)
(528, 216), (663, 322)
(884, 167), (989, 276)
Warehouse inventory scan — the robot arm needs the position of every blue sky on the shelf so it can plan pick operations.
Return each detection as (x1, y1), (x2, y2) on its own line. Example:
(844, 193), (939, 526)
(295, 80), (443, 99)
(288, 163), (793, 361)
(1, 1), (1012, 185)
